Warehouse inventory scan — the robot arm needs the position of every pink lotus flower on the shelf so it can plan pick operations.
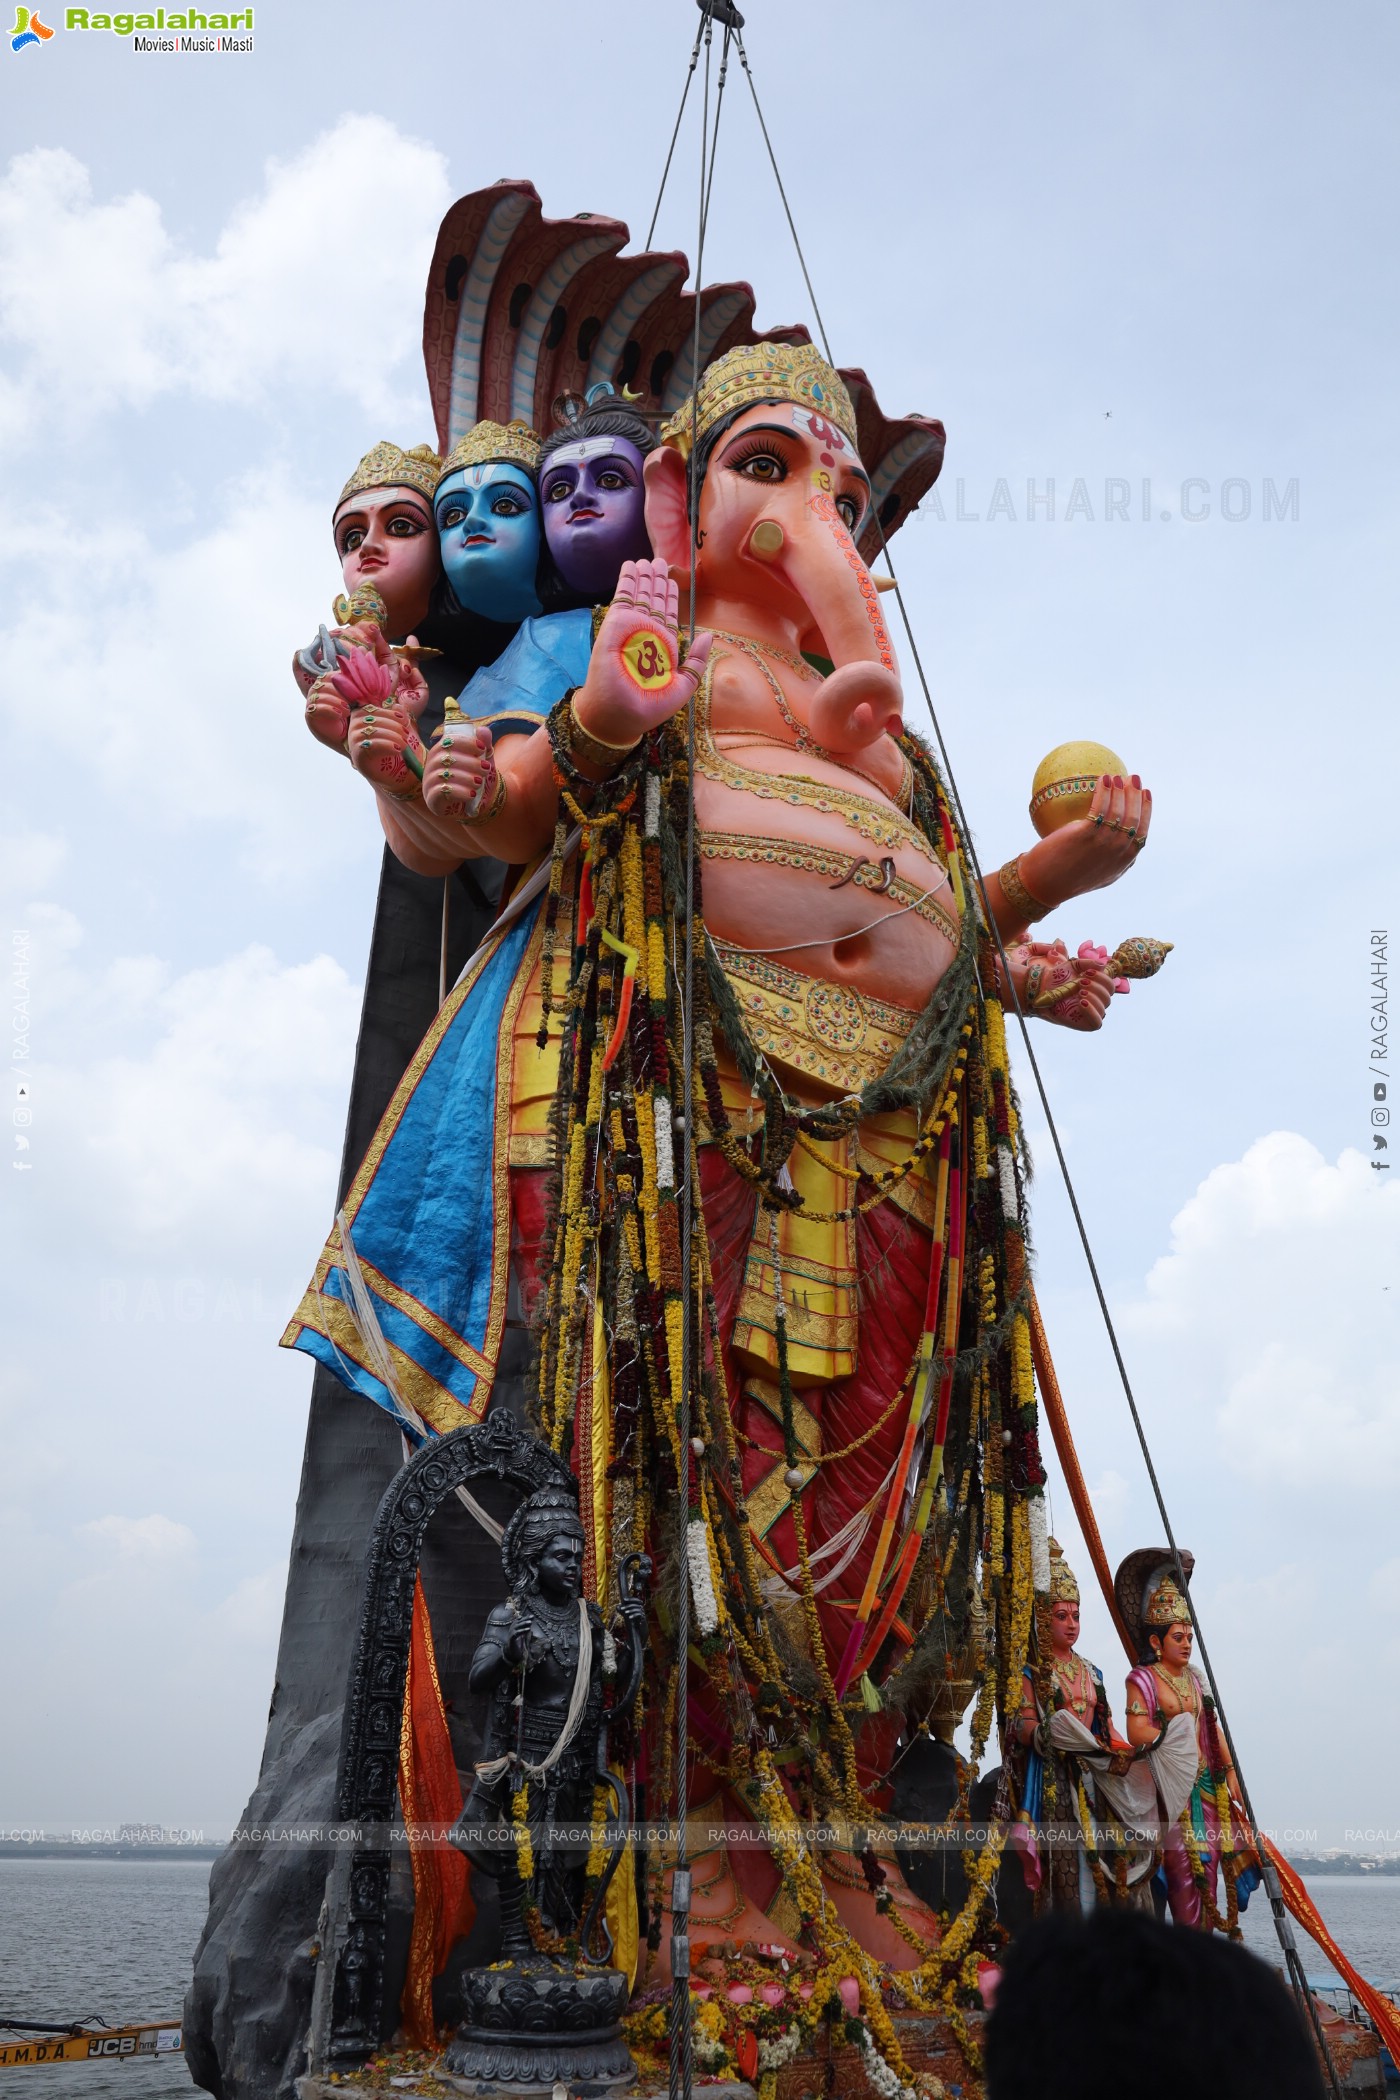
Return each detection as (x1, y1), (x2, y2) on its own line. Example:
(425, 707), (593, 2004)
(328, 647), (395, 707)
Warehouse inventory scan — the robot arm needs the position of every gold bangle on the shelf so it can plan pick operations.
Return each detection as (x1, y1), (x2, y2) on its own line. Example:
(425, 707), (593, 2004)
(467, 770), (508, 825)
(998, 854), (1051, 924)
(567, 694), (639, 772)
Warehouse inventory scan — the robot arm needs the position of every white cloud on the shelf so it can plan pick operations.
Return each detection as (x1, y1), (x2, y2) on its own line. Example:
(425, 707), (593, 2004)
(0, 829), (67, 900)
(1123, 1132), (1400, 1490)
(1369, 1558), (1400, 1616)
(36, 938), (360, 1253)
(0, 116), (452, 444)
(80, 1513), (196, 1561)
(0, 468), (383, 879)
(214, 1566), (286, 1645)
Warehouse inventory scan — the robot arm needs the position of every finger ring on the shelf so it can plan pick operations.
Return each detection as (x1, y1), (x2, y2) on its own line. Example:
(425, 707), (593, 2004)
(1127, 825), (1137, 837)
(1093, 814), (1105, 828)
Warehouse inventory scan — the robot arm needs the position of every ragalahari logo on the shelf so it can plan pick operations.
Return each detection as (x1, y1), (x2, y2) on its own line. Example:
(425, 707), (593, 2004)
(10, 5), (54, 47)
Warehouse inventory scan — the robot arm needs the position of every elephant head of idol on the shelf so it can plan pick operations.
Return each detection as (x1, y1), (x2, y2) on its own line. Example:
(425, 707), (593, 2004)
(643, 343), (903, 753)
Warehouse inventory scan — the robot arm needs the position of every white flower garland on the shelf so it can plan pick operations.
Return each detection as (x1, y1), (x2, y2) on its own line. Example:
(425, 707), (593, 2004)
(686, 1517), (719, 1636)
(694, 2031), (726, 2071)
(858, 2030), (916, 2100)
(757, 2028), (802, 2072)
(653, 1091), (675, 1191)
(1029, 1491), (1051, 1595)
(997, 1146), (1019, 1221)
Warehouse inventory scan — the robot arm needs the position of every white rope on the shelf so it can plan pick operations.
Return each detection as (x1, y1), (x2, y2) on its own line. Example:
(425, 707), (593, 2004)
(474, 1598), (594, 1782)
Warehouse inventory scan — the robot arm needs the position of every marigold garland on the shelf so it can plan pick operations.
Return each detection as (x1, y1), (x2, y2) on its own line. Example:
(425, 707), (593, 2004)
(522, 707), (1047, 2095)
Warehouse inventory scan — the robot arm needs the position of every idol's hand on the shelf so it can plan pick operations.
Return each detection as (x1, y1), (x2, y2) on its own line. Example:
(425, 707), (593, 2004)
(390, 641), (430, 723)
(572, 557), (714, 749)
(304, 671), (350, 752)
(347, 691), (425, 803)
(1005, 938), (1128, 1032)
(1020, 774), (1152, 909)
(422, 718), (497, 822)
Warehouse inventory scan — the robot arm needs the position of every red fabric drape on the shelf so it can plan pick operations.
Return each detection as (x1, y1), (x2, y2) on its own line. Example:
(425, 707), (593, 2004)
(398, 1577), (474, 2048)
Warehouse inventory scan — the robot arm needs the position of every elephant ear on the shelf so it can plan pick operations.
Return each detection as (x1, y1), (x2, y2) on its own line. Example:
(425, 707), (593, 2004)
(841, 369), (946, 564)
(642, 446), (694, 580)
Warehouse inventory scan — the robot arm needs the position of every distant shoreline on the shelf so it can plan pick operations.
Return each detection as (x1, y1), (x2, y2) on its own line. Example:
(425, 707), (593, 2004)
(1, 1843), (1398, 1872)
(0, 1845), (222, 1861)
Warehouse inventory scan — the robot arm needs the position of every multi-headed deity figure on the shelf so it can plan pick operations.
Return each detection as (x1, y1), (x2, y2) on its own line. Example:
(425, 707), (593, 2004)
(284, 338), (1158, 1996)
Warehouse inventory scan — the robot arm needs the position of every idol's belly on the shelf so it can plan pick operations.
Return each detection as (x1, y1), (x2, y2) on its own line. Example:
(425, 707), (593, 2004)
(694, 769), (958, 1018)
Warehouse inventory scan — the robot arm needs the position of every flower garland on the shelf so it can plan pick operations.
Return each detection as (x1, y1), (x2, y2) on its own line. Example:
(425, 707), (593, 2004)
(525, 702), (1044, 2096)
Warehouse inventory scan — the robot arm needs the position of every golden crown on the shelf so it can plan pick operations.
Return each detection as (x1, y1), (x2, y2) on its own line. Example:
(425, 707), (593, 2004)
(436, 420), (543, 487)
(1047, 1538), (1080, 1606)
(1144, 1571), (1192, 1627)
(660, 340), (858, 458)
(336, 441), (442, 512)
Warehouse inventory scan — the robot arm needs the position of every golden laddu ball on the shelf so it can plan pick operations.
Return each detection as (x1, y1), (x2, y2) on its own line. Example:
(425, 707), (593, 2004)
(1029, 740), (1127, 835)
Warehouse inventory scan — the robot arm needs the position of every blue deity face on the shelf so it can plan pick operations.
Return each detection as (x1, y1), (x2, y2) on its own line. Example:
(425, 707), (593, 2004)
(434, 463), (542, 622)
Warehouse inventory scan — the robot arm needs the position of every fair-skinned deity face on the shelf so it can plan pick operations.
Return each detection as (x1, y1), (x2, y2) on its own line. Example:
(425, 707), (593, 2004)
(332, 487), (438, 639)
(1049, 1598), (1080, 1655)
(534, 1527), (585, 1604)
(434, 463), (543, 622)
(1154, 1620), (1193, 1668)
(540, 434), (650, 599)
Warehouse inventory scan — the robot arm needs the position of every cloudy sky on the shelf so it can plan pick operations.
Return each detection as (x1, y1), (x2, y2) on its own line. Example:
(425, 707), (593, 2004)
(1, 1), (1396, 1857)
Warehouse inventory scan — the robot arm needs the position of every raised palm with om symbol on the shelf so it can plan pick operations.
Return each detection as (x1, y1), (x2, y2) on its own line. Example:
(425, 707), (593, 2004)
(571, 557), (713, 749)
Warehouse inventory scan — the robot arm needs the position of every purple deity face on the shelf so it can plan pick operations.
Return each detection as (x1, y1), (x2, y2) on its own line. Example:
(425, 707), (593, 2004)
(539, 434), (650, 598)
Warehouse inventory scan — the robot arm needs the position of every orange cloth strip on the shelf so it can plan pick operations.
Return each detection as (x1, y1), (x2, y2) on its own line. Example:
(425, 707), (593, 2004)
(1264, 1839), (1400, 2065)
(398, 1576), (474, 2048)
(1028, 1288), (1134, 1656)
(1032, 1286), (1400, 2061)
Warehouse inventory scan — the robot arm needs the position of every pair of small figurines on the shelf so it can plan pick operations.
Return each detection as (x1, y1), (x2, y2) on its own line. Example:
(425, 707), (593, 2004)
(1007, 1541), (1248, 1930)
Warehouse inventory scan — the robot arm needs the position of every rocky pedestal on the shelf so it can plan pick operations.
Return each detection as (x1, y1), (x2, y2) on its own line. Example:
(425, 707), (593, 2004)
(185, 848), (513, 2100)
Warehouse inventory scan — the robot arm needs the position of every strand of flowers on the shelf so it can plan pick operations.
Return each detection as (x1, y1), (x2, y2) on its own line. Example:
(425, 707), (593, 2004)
(747, 1749), (926, 2096)
(765, 1204), (869, 1821)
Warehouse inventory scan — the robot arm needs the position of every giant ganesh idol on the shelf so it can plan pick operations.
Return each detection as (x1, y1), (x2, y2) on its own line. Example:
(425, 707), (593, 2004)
(274, 186), (1161, 2086)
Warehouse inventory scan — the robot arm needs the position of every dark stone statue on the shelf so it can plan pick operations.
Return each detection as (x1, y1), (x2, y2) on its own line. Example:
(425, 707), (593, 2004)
(442, 1483), (648, 2092)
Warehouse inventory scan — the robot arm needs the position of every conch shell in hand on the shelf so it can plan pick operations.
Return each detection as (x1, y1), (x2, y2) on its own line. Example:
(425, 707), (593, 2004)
(1108, 937), (1173, 981)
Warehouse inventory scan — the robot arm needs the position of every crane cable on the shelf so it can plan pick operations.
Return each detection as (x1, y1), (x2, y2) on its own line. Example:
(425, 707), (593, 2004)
(725, 23), (1345, 2091)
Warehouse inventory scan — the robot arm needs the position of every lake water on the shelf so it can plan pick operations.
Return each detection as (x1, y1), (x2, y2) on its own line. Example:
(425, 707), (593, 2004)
(2, 1859), (1397, 2096)
(0, 1862), (208, 2100)
(1237, 1872), (1400, 1994)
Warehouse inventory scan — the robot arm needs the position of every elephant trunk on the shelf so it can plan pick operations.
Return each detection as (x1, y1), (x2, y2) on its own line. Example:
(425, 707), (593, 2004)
(746, 493), (903, 751)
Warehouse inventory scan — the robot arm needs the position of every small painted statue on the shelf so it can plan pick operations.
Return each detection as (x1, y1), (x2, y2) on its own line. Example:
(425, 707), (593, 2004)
(1004, 1539), (1127, 1910)
(456, 1483), (646, 1953)
(1119, 1551), (1256, 1931)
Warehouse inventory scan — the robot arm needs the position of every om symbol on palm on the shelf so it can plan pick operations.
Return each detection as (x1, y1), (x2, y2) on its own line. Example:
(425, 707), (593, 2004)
(622, 629), (674, 691)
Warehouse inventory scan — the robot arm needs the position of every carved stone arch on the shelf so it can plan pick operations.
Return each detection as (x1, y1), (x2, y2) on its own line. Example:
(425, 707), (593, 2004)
(316, 1413), (575, 2071)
